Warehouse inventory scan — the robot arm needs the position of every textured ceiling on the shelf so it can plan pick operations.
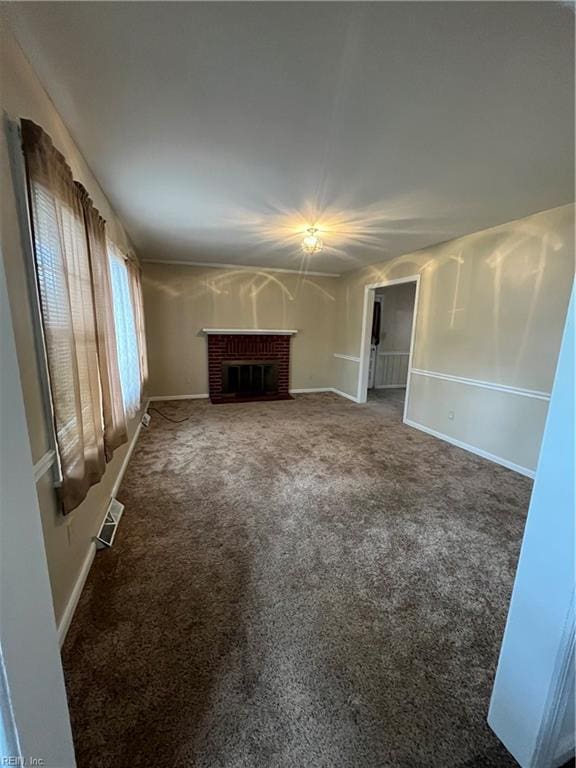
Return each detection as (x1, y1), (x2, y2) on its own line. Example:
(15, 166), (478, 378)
(6, 2), (575, 274)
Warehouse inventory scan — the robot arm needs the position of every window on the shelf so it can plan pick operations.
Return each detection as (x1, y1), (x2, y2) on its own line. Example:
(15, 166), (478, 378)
(33, 182), (94, 465)
(108, 243), (142, 418)
(21, 119), (138, 513)
(23, 121), (107, 513)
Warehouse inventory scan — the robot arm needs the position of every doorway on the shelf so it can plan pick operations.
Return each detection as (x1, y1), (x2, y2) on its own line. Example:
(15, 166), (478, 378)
(357, 276), (420, 422)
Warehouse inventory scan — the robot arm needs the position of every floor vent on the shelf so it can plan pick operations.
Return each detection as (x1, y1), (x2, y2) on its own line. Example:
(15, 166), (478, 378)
(96, 498), (125, 550)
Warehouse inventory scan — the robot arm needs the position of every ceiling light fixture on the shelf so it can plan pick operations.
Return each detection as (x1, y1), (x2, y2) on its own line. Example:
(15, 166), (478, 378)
(301, 227), (323, 255)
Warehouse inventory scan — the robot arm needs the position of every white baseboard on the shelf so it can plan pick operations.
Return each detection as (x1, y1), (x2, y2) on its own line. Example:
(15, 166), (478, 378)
(148, 394), (209, 401)
(330, 388), (361, 403)
(57, 405), (147, 647)
(403, 418), (535, 478)
(57, 542), (95, 647)
(111, 413), (145, 498)
(150, 388), (362, 403)
(374, 384), (407, 390)
(150, 390), (363, 402)
(152, 390), (338, 398)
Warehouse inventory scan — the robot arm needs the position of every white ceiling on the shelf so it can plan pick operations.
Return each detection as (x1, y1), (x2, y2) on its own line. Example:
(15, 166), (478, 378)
(7, 2), (574, 274)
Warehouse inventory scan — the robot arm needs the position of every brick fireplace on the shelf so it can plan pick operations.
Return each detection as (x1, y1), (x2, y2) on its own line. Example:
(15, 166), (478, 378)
(204, 329), (297, 403)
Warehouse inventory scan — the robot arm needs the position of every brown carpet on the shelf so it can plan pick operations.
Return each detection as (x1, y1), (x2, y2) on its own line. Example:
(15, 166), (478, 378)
(62, 391), (530, 768)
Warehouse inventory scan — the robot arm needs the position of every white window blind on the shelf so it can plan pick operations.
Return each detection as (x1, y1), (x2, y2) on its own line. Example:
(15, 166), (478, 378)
(108, 243), (141, 418)
(33, 183), (79, 466)
(30, 179), (106, 506)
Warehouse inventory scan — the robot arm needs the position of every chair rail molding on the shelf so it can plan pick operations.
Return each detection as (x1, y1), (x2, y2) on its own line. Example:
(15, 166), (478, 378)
(333, 353), (361, 363)
(410, 368), (551, 401)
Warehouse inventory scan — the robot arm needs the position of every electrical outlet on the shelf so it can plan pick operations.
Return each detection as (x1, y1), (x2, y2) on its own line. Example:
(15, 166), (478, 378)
(448, 409), (455, 420)
(142, 413), (151, 427)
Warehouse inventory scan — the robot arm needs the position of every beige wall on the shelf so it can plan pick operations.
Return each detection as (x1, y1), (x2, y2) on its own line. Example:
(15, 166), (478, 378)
(334, 204), (575, 472)
(376, 282), (416, 352)
(143, 263), (338, 396)
(1, 29), (143, 626)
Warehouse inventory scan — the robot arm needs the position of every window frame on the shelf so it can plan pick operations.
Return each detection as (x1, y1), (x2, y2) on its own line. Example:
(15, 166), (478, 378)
(8, 119), (63, 485)
(107, 241), (142, 419)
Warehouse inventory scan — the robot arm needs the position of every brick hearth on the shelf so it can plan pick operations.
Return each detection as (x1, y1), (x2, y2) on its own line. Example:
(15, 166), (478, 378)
(207, 334), (292, 403)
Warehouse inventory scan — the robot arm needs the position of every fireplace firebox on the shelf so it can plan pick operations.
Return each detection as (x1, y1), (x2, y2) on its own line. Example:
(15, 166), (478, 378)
(204, 330), (296, 404)
(222, 360), (278, 397)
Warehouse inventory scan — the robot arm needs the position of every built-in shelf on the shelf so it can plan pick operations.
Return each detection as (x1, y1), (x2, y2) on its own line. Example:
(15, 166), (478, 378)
(201, 328), (298, 335)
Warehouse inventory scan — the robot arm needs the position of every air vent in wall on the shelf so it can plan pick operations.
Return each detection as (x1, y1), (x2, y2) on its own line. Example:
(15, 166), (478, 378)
(96, 498), (124, 550)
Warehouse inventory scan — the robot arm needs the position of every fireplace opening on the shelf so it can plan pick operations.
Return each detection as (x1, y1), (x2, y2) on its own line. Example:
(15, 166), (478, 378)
(222, 360), (278, 398)
(206, 333), (293, 403)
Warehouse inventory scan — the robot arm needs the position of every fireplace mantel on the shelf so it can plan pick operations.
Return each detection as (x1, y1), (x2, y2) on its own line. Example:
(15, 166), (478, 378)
(202, 328), (298, 335)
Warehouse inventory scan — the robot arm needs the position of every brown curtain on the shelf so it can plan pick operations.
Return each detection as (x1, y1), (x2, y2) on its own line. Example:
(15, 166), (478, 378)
(76, 182), (128, 460)
(21, 119), (105, 513)
(126, 258), (148, 393)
